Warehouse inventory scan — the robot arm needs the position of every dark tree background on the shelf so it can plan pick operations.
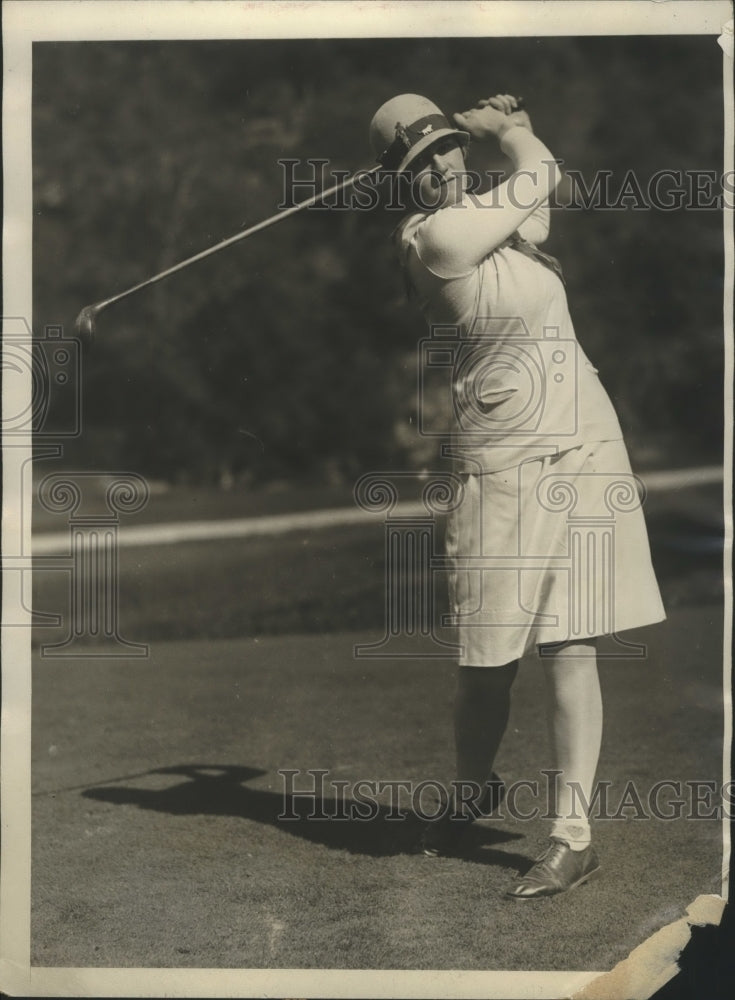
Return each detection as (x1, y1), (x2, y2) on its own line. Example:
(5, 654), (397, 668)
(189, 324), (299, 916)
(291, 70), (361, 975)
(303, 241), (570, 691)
(32, 36), (724, 485)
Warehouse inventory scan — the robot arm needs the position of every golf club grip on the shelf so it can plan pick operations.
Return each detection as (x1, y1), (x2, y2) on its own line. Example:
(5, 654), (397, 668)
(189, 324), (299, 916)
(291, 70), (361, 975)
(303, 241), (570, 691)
(476, 97), (526, 111)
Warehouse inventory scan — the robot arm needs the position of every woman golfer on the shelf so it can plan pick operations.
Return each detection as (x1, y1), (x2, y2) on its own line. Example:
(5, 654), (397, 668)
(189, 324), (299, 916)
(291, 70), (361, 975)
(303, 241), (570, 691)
(368, 93), (665, 899)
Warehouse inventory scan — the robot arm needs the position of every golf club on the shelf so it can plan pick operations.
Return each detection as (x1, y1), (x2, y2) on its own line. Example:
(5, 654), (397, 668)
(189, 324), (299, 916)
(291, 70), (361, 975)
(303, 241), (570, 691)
(75, 164), (381, 341)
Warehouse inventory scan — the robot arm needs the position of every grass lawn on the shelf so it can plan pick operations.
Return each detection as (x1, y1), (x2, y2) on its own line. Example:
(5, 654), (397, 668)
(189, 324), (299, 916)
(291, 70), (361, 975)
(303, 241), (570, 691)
(28, 476), (725, 970)
(31, 605), (724, 970)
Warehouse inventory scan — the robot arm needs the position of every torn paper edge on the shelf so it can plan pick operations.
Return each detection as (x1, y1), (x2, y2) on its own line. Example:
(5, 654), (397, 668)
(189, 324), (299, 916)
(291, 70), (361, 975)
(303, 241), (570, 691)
(570, 894), (727, 1000)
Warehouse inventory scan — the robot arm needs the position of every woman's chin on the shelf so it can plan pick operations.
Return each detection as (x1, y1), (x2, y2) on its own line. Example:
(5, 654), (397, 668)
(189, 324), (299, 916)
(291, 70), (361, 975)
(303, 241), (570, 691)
(414, 179), (462, 212)
(439, 183), (464, 208)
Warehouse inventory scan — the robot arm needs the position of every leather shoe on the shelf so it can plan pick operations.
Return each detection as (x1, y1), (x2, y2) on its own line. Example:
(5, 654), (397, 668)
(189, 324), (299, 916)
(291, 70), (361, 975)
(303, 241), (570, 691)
(505, 838), (600, 899)
(419, 773), (505, 857)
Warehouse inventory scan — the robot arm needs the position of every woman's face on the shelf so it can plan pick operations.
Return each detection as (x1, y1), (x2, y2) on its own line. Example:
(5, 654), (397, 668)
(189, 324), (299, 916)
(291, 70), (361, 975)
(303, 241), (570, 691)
(407, 136), (467, 210)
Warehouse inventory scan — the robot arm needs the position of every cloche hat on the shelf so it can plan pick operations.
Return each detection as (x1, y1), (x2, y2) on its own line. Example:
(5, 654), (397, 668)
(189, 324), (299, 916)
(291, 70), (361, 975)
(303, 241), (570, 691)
(369, 93), (470, 173)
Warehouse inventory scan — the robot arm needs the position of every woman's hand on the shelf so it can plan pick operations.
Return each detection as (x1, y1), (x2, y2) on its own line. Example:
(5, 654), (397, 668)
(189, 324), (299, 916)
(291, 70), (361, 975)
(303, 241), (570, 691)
(453, 93), (532, 140)
(479, 94), (533, 133)
(417, 92), (560, 276)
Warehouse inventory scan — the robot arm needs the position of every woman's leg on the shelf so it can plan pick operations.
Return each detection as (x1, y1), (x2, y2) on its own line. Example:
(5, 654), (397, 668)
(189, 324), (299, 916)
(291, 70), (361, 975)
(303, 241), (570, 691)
(505, 639), (602, 898)
(541, 638), (602, 843)
(454, 661), (519, 790)
(421, 661), (517, 855)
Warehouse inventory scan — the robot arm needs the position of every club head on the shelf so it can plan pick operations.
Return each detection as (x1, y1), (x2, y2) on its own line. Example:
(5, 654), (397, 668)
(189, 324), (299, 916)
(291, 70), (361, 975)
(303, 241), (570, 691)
(74, 304), (98, 345)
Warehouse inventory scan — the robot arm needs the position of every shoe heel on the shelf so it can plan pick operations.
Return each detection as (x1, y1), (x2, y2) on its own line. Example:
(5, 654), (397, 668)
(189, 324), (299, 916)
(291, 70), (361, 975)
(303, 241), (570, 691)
(577, 865), (601, 889)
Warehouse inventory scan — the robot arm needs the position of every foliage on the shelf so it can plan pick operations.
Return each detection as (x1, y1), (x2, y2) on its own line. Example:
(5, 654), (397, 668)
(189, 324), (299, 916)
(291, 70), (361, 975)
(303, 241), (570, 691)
(32, 37), (724, 483)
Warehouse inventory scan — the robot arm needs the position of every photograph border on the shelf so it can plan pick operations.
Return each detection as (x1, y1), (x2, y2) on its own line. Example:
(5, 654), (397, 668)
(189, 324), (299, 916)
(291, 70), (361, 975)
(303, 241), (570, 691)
(2, 2), (733, 997)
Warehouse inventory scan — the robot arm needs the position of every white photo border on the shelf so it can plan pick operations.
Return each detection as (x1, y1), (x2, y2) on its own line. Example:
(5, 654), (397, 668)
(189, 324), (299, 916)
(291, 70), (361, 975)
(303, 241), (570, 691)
(2, 2), (732, 997)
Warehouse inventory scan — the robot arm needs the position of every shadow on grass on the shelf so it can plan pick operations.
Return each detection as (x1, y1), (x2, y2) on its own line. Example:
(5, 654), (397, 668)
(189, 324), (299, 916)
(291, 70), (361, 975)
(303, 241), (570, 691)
(81, 763), (526, 866)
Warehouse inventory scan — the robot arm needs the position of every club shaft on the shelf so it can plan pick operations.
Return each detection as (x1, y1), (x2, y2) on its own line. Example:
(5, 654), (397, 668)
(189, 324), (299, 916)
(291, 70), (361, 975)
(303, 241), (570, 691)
(94, 164), (381, 313)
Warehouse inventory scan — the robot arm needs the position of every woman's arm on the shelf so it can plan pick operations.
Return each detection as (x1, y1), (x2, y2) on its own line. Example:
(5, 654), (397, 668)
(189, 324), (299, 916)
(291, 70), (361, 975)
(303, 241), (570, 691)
(415, 101), (562, 277)
(516, 200), (551, 245)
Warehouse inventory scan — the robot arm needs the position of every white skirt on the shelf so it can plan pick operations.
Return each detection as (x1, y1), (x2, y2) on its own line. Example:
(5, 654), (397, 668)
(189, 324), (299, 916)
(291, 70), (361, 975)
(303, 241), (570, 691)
(444, 440), (666, 666)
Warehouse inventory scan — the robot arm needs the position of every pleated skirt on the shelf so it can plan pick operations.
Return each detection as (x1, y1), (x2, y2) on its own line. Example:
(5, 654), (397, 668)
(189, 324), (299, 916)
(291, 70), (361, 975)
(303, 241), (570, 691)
(445, 439), (666, 666)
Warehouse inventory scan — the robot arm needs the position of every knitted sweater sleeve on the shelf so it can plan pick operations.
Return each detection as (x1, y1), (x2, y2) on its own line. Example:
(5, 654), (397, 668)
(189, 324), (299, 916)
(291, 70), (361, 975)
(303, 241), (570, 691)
(414, 126), (561, 279)
(516, 199), (550, 244)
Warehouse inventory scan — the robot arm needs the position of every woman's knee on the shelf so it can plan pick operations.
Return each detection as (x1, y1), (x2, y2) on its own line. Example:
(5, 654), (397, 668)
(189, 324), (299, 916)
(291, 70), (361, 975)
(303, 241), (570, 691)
(539, 640), (599, 692)
(539, 638), (597, 660)
(458, 660), (518, 697)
